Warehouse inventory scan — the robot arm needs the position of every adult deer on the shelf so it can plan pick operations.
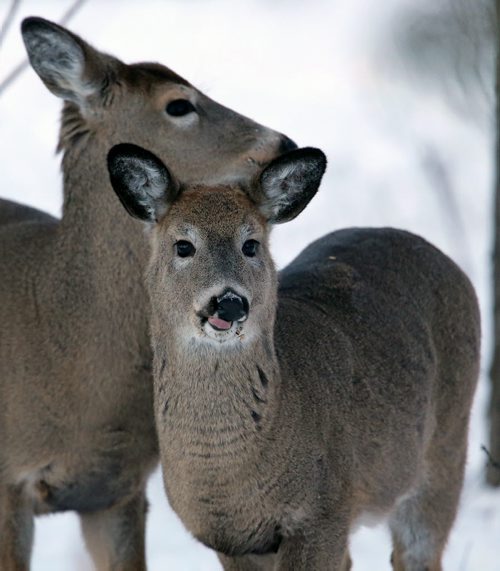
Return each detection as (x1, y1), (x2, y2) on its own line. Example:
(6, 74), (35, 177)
(107, 143), (480, 571)
(0, 16), (295, 571)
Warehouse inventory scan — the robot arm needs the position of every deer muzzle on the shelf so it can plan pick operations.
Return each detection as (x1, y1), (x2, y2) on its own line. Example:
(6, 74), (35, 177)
(207, 290), (249, 331)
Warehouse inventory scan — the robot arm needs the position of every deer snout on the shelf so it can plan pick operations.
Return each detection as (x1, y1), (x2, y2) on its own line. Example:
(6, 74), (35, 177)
(202, 289), (249, 332)
(214, 290), (249, 323)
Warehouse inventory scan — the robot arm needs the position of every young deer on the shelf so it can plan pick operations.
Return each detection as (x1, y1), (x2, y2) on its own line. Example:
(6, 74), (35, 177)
(107, 143), (480, 571)
(0, 16), (294, 571)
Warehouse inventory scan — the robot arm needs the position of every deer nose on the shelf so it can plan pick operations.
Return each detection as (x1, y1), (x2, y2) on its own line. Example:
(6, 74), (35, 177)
(278, 135), (298, 154)
(215, 290), (249, 322)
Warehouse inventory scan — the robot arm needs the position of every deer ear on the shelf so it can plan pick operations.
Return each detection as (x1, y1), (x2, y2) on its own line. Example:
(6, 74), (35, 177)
(259, 147), (327, 224)
(21, 17), (120, 109)
(107, 144), (178, 223)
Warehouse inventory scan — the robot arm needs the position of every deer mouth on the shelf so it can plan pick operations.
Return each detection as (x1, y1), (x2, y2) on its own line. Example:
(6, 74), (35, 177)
(198, 313), (248, 342)
(198, 290), (249, 337)
(196, 289), (250, 342)
(207, 316), (233, 331)
(204, 313), (247, 332)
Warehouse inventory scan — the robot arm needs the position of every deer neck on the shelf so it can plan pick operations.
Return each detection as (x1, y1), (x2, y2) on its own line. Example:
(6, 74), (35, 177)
(154, 325), (281, 466)
(41, 125), (151, 358)
(59, 134), (148, 267)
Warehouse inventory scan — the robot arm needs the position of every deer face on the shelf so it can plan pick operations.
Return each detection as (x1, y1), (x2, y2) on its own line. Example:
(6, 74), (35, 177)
(107, 144), (327, 346)
(22, 17), (296, 186)
(103, 72), (297, 187)
(149, 187), (275, 345)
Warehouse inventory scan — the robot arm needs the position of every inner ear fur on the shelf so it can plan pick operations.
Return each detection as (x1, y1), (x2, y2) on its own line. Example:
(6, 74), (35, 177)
(21, 16), (121, 108)
(258, 147), (327, 224)
(107, 143), (179, 223)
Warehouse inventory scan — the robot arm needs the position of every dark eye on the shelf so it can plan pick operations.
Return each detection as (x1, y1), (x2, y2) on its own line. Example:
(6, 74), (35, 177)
(166, 99), (196, 117)
(242, 239), (259, 257)
(175, 240), (196, 258)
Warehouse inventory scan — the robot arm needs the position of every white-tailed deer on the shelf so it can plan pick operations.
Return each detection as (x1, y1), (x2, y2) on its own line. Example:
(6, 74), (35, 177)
(107, 143), (480, 571)
(0, 16), (295, 571)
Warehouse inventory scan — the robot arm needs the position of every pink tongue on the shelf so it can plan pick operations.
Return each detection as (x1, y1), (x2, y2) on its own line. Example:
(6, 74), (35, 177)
(208, 316), (232, 330)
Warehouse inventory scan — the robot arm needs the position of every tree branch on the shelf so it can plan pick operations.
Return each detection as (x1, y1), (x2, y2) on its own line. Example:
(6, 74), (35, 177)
(0, 0), (21, 51)
(482, 445), (500, 471)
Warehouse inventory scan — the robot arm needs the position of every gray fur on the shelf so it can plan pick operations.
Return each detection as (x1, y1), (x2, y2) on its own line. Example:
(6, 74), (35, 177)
(0, 16), (292, 570)
(0, 198), (56, 227)
(117, 148), (480, 571)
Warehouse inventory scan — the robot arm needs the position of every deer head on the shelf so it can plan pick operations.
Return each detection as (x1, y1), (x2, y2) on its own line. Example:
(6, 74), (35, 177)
(107, 143), (326, 346)
(22, 16), (297, 185)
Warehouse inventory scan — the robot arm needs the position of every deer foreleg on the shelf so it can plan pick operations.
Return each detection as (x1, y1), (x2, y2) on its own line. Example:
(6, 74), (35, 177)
(80, 489), (148, 571)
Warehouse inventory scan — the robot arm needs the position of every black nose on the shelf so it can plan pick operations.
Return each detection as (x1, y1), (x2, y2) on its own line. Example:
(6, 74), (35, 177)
(215, 291), (249, 322)
(279, 135), (298, 154)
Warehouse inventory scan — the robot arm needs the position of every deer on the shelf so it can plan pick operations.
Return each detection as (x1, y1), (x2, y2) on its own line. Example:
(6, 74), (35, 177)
(0, 15), (296, 571)
(0, 199), (56, 226)
(107, 142), (481, 571)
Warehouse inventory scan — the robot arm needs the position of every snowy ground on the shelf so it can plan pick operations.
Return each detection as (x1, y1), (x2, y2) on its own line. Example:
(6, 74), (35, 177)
(1, 0), (499, 569)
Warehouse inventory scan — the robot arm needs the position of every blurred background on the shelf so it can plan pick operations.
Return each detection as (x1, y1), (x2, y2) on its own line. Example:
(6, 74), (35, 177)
(0, 0), (498, 569)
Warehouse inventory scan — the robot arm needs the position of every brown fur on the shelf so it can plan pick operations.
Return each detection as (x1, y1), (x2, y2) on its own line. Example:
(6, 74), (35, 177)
(111, 147), (480, 571)
(0, 16), (293, 570)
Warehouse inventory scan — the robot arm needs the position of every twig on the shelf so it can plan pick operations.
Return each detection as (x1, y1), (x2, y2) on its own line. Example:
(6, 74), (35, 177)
(0, 57), (27, 96)
(58, 0), (88, 26)
(0, 0), (21, 51)
(481, 445), (500, 470)
(0, 0), (88, 97)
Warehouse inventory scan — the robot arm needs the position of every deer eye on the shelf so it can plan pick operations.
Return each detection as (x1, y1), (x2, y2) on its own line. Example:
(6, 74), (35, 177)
(166, 99), (196, 117)
(175, 240), (196, 257)
(242, 239), (259, 257)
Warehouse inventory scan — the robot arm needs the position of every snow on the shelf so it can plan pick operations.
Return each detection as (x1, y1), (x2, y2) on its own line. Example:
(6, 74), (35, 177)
(1, 0), (499, 569)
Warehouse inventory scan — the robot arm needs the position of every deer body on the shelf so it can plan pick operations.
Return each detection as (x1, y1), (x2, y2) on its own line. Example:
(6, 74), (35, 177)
(0, 17), (293, 570)
(108, 145), (480, 571)
(0, 198), (55, 226)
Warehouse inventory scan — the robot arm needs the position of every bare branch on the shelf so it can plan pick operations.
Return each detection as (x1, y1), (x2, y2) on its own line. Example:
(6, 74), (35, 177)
(0, 0), (21, 51)
(385, 0), (495, 122)
(488, 0), (500, 488)
(481, 445), (500, 471)
(0, 59), (28, 97)
(0, 0), (88, 97)
(59, 0), (88, 26)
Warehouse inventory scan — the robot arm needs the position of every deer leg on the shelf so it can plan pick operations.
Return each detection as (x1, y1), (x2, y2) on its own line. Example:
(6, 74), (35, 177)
(340, 550), (352, 571)
(80, 489), (148, 571)
(0, 483), (34, 571)
(389, 431), (467, 571)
